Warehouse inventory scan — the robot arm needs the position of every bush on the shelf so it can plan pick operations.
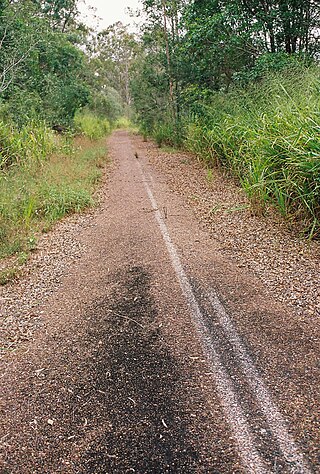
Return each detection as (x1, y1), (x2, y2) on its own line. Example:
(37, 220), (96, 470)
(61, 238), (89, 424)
(185, 65), (320, 237)
(233, 52), (310, 85)
(74, 111), (111, 139)
(114, 117), (132, 129)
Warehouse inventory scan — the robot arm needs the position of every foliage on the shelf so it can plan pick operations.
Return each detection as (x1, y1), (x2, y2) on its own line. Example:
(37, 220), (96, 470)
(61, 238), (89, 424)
(32, 0), (80, 32)
(180, 0), (255, 91)
(88, 22), (138, 113)
(0, 1), (137, 271)
(185, 66), (320, 237)
(131, 1), (186, 137)
(74, 111), (111, 140)
(0, 135), (108, 263)
(131, 0), (320, 238)
(89, 87), (124, 122)
(0, 120), (56, 168)
(0, 0), (91, 127)
(0, 1), (90, 126)
(233, 52), (312, 84)
(132, 0), (319, 131)
(131, 51), (170, 136)
(114, 117), (133, 129)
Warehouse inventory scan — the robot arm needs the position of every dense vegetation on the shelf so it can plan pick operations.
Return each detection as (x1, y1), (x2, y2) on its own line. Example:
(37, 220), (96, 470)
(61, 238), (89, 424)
(0, 0), (128, 274)
(131, 0), (320, 238)
(0, 0), (319, 269)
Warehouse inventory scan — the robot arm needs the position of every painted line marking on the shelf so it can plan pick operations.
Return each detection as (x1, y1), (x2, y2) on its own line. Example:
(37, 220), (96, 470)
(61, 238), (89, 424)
(209, 292), (310, 473)
(136, 160), (268, 473)
(136, 158), (311, 473)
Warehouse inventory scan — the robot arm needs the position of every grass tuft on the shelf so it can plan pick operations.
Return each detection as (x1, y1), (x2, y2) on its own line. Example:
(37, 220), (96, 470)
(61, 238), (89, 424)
(74, 112), (111, 140)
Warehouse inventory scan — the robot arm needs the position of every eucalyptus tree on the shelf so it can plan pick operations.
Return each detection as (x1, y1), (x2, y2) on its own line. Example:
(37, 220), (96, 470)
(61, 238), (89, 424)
(131, 0), (187, 136)
(178, 0), (319, 92)
(31, 0), (80, 32)
(91, 22), (138, 109)
(229, 0), (319, 54)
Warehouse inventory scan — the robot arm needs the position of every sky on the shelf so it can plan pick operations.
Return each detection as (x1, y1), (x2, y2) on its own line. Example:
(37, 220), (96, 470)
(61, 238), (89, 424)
(79, 0), (142, 31)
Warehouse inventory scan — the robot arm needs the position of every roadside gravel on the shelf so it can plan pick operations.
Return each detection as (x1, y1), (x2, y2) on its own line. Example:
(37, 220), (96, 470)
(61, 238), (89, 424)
(0, 215), (91, 353)
(0, 163), (110, 355)
(144, 139), (320, 320)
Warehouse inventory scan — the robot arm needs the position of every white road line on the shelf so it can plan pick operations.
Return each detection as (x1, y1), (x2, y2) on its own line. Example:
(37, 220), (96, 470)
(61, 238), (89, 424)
(137, 161), (268, 473)
(209, 292), (311, 473)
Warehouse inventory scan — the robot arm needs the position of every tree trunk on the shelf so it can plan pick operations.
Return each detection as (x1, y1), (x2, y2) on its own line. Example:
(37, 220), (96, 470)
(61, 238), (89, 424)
(161, 0), (174, 105)
(269, 28), (276, 52)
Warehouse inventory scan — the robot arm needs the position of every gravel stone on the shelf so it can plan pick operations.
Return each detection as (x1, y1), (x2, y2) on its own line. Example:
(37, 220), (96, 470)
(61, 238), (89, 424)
(145, 140), (320, 320)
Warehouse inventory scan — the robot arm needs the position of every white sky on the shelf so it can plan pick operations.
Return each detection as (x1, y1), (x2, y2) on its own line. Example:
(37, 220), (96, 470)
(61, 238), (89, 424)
(79, 0), (142, 31)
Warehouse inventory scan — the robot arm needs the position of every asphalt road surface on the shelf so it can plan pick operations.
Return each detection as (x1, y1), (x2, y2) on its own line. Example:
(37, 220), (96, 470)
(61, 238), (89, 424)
(1, 131), (319, 473)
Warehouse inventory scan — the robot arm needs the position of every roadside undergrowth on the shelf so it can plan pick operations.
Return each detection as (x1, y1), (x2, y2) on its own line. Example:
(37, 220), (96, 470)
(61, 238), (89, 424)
(0, 135), (109, 284)
(185, 68), (320, 238)
(148, 66), (320, 239)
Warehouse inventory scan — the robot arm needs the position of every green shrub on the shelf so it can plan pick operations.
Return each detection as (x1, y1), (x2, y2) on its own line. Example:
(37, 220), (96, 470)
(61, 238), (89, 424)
(185, 65), (320, 237)
(233, 52), (310, 85)
(74, 111), (111, 139)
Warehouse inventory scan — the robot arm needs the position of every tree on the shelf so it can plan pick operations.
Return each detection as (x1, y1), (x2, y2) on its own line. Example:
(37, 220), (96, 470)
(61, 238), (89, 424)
(180, 0), (256, 91)
(0, 0), (90, 126)
(226, 0), (319, 55)
(90, 22), (138, 110)
(173, 0), (319, 92)
(131, 0), (186, 138)
(31, 0), (79, 32)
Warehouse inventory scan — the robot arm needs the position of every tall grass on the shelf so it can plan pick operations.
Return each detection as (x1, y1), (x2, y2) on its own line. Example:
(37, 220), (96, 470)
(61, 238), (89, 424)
(185, 66), (320, 238)
(74, 111), (111, 140)
(114, 117), (132, 129)
(0, 121), (56, 168)
(0, 136), (108, 263)
(0, 108), (112, 283)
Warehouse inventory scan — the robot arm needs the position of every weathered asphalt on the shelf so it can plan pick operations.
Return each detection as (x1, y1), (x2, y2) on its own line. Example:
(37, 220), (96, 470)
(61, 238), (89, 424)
(1, 131), (319, 473)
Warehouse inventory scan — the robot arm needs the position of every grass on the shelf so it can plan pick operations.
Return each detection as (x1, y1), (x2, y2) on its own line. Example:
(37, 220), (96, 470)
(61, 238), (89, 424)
(74, 112), (136, 137)
(0, 133), (109, 280)
(74, 111), (111, 140)
(161, 145), (181, 154)
(153, 123), (176, 147)
(184, 66), (320, 238)
(206, 168), (214, 183)
(0, 266), (23, 286)
(0, 120), (56, 168)
(114, 117), (132, 129)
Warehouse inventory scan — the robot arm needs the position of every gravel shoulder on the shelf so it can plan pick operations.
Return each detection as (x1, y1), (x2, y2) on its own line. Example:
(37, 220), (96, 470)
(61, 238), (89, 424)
(144, 139), (320, 320)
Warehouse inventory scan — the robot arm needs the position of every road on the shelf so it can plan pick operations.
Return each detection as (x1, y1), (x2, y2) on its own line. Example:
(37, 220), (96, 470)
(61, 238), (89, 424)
(1, 131), (319, 473)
